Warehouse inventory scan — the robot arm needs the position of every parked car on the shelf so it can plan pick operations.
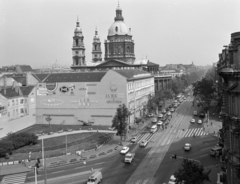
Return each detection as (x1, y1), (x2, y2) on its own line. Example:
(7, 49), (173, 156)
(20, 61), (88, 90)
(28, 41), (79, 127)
(157, 121), (163, 126)
(152, 118), (158, 123)
(158, 114), (164, 118)
(190, 119), (195, 123)
(140, 140), (148, 147)
(197, 119), (202, 124)
(170, 108), (175, 112)
(162, 109), (167, 114)
(174, 104), (178, 108)
(147, 113), (154, 118)
(120, 147), (129, 154)
(167, 112), (172, 116)
(184, 143), (191, 151)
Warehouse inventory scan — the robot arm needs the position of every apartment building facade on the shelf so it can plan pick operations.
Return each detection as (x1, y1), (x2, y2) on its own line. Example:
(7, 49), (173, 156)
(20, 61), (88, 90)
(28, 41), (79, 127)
(217, 31), (240, 184)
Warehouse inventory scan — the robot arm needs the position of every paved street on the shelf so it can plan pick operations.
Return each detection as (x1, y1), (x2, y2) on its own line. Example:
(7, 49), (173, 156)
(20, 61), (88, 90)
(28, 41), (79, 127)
(2, 96), (222, 184)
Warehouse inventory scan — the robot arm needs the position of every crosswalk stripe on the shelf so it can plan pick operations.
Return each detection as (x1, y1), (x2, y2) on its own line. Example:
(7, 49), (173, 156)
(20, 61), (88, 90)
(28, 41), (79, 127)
(3, 173), (27, 184)
(161, 136), (169, 146)
(186, 129), (193, 137)
(176, 130), (181, 138)
(196, 128), (202, 136)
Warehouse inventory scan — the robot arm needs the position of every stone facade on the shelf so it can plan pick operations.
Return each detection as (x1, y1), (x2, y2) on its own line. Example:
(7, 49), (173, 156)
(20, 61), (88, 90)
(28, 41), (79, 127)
(217, 31), (240, 184)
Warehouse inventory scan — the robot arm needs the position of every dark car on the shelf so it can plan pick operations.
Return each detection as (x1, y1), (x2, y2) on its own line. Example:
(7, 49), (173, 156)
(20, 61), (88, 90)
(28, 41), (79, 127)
(199, 112), (205, 118)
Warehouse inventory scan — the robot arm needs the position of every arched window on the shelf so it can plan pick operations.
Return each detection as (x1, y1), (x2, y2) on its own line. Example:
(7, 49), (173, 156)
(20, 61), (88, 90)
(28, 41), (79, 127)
(76, 39), (78, 46)
(76, 58), (79, 66)
(115, 26), (118, 32)
(95, 45), (97, 51)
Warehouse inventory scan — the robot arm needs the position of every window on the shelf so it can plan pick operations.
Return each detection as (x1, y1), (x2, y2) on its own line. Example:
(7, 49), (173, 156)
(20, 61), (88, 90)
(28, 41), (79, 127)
(25, 108), (28, 114)
(8, 112), (10, 117)
(20, 99), (24, 104)
(20, 108), (24, 114)
(16, 109), (18, 115)
(12, 100), (15, 106)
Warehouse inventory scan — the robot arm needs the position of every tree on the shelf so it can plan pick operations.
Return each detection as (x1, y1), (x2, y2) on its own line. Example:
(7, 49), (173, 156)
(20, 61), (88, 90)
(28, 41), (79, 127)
(146, 94), (157, 114)
(45, 115), (52, 127)
(112, 104), (130, 145)
(193, 78), (215, 111)
(174, 159), (211, 184)
(0, 140), (14, 157)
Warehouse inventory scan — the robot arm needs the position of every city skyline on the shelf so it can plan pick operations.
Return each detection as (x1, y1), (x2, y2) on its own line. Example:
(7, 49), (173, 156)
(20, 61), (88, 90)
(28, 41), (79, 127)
(1, 0), (240, 68)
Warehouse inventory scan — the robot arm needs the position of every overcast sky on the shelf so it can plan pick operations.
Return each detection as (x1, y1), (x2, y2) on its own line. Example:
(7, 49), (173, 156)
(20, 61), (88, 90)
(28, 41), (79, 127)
(0, 0), (240, 68)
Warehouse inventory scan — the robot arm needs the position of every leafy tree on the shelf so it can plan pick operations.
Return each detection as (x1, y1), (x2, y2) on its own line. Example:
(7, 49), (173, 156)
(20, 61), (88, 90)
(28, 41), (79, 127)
(193, 78), (215, 111)
(0, 140), (14, 157)
(112, 104), (130, 145)
(146, 94), (157, 114)
(174, 159), (211, 184)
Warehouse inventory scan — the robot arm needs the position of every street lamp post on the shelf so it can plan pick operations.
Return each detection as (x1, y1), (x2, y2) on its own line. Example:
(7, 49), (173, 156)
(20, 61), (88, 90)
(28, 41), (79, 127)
(65, 133), (68, 161)
(42, 139), (47, 184)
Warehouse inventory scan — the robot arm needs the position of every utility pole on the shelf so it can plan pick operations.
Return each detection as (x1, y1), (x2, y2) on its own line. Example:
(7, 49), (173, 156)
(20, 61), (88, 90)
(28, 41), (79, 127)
(66, 133), (68, 161)
(42, 139), (47, 184)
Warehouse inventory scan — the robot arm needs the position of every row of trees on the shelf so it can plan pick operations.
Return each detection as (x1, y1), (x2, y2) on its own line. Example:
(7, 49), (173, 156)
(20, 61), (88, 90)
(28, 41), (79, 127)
(0, 132), (38, 158)
(192, 66), (216, 111)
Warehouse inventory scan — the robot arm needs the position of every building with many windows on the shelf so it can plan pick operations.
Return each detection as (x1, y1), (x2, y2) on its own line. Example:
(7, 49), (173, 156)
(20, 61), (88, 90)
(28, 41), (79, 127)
(217, 31), (240, 184)
(35, 69), (154, 126)
(0, 86), (36, 123)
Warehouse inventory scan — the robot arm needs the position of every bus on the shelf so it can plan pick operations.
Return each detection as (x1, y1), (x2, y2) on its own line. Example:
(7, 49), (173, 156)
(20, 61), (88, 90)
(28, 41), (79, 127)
(150, 125), (157, 133)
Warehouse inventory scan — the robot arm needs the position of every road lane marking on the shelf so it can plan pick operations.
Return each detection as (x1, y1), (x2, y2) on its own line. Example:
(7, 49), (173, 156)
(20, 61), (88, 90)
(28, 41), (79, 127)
(200, 154), (208, 157)
(94, 162), (105, 165)
(74, 166), (86, 169)
(52, 170), (65, 174)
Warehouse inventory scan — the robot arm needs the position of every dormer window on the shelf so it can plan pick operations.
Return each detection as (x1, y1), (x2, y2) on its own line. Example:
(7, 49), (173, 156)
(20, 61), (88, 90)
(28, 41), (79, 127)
(115, 26), (118, 32)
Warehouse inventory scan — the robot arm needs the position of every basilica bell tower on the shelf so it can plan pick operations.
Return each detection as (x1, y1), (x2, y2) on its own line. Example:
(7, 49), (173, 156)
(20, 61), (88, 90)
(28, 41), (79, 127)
(72, 18), (86, 66)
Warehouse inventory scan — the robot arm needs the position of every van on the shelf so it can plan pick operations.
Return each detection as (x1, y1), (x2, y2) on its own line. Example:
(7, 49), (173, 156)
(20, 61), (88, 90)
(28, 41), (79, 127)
(210, 146), (222, 156)
(87, 171), (102, 184)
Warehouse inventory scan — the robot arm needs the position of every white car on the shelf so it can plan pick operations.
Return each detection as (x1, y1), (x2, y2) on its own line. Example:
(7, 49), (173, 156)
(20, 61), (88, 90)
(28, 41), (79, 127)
(158, 114), (164, 118)
(170, 108), (175, 112)
(167, 112), (172, 116)
(168, 175), (176, 184)
(140, 140), (148, 147)
(162, 109), (167, 114)
(120, 147), (129, 154)
(198, 119), (202, 124)
(157, 121), (163, 126)
(184, 143), (191, 151)
(131, 137), (137, 143)
(190, 119), (195, 123)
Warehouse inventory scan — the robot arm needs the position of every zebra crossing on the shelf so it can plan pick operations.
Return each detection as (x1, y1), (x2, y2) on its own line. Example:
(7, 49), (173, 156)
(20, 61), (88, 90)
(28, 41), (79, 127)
(172, 128), (208, 139)
(2, 172), (27, 184)
(130, 132), (155, 144)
